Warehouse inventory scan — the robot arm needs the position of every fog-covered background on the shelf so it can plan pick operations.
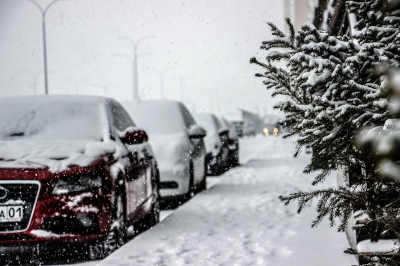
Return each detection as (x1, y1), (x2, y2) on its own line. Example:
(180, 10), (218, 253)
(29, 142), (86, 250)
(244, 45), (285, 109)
(0, 0), (286, 115)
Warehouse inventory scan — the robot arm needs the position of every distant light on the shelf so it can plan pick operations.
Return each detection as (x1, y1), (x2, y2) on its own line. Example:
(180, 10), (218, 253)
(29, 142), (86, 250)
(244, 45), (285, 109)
(273, 128), (278, 133)
(263, 128), (268, 133)
(273, 132), (278, 136)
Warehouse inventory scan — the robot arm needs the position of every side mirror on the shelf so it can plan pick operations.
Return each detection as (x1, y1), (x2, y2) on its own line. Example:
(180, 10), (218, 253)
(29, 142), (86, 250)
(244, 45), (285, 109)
(188, 125), (206, 139)
(120, 127), (148, 145)
(219, 129), (229, 136)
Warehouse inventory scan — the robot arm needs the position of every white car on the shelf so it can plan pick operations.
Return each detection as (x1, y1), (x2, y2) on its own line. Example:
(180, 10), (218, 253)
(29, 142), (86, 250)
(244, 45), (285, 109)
(122, 100), (207, 204)
(193, 113), (229, 175)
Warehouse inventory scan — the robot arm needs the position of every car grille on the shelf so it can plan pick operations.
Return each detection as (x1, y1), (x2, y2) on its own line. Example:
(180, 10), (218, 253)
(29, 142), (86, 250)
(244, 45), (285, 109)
(0, 182), (40, 232)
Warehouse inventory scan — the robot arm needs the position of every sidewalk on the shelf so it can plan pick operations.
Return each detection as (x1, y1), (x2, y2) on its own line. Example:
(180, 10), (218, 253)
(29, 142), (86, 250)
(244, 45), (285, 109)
(96, 137), (358, 266)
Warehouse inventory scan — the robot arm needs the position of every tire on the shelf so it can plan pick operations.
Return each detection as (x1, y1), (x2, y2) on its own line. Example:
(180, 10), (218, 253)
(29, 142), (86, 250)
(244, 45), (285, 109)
(187, 162), (195, 198)
(198, 175), (207, 191)
(198, 161), (207, 191)
(149, 176), (161, 226)
(134, 175), (160, 232)
(88, 189), (126, 260)
(215, 157), (224, 176)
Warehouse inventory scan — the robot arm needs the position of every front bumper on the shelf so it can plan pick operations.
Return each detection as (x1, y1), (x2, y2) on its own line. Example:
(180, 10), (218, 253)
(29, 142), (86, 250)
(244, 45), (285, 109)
(159, 166), (190, 198)
(0, 190), (112, 247)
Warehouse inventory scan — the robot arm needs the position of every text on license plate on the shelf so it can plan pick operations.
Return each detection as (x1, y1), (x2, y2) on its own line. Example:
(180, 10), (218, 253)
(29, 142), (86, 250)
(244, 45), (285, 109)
(0, 206), (23, 222)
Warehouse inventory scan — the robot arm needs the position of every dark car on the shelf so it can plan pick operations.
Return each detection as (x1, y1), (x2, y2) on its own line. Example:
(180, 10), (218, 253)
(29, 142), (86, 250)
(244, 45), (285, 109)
(0, 95), (160, 262)
(220, 118), (239, 168)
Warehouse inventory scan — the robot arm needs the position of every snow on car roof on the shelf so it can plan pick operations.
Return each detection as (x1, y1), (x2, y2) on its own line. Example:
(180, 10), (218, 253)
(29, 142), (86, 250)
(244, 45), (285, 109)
(122, 100), (187, 135)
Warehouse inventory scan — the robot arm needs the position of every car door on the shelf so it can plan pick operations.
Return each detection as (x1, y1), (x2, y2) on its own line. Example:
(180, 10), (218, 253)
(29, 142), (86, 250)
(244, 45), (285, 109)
(109, 102), (148, 218)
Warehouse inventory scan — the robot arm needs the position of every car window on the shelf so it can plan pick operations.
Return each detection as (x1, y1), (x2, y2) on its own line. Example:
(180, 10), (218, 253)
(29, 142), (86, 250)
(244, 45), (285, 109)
(193, 113), (218, 134)
(213, 115), (223, 131)
(179, 103), (196, 129)
(109, 101), (135, 132)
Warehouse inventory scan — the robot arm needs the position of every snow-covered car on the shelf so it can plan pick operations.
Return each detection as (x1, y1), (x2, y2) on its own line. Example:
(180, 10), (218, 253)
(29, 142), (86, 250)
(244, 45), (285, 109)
(122, 100), (207, 204)
(0, 96), (160, 261)
(193, 113), (229, 175)
(220, 118), (239, 167)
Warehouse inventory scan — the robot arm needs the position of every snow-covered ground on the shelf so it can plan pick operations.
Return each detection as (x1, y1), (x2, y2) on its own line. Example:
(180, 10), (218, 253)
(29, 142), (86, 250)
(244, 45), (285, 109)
(49, 135), (358, 265)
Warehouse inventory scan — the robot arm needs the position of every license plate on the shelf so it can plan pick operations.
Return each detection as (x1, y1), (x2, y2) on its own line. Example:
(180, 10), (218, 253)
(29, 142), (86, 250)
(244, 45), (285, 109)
(0, 206), (23, 222)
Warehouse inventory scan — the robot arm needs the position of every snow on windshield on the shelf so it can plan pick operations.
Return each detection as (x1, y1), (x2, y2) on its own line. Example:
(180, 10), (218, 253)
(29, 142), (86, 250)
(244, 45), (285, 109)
(0, 98), (105, 141)
(122, 100), (186, 135)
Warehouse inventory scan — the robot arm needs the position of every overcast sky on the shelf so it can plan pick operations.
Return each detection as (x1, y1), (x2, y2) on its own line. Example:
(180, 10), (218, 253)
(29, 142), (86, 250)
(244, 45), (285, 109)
(0, 0), (286, 117)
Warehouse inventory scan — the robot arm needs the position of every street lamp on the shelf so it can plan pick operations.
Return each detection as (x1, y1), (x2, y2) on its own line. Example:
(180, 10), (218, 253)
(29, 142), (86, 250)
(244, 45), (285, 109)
(25, 0), (67, 95)
(118, 36), (154, 101)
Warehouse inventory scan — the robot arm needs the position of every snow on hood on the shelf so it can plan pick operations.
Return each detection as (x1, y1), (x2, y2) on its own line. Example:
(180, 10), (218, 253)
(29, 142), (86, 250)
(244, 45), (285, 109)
(149, 133), (191, 173)
(0, 140), (116, 173)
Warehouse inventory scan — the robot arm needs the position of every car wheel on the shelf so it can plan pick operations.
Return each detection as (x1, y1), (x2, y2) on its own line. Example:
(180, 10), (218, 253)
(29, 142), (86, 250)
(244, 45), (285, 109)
(198, 162), (207, 191)
(149, 176), (161, 226)
(216, 157), (224, 175)
(187, 162), (195, 197)
(88, 189), (126, 260)
(134, 177), (160, 233)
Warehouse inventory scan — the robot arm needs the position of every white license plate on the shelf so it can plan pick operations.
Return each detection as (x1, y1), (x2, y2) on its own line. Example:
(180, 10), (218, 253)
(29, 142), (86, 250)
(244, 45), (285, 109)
(0, 206), (23, 222)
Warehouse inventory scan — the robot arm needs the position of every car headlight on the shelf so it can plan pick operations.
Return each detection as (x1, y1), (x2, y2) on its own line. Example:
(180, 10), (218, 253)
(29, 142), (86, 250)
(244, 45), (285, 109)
(52, 175), (102, 195)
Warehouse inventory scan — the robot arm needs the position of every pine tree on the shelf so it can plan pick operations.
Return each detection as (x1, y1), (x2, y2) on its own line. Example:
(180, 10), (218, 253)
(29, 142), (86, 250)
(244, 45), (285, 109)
(251, 0), (400, 264)
(354, 69), (400, 265)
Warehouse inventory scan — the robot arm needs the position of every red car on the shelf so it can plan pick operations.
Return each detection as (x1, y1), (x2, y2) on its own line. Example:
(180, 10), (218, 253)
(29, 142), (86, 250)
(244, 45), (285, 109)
(0, 95), (160, 262)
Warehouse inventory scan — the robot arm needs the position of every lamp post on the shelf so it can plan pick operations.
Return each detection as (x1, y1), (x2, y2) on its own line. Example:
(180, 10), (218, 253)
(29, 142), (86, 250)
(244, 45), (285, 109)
(25, 0), (67, 95)
(118, 36), (154, 101)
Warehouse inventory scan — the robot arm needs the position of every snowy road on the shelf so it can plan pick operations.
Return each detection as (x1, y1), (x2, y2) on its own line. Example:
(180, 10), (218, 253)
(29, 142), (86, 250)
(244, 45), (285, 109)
(50, 136), (358, 265)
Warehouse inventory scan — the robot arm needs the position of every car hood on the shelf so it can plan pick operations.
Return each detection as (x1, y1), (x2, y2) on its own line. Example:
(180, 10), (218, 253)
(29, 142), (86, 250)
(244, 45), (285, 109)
(0, 140), (116, 173)
(148, 133), (191, 173)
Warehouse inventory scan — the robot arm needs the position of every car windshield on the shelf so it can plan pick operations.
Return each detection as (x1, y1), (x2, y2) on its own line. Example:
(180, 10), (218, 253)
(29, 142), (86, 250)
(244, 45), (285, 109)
(122, 101), (186, 135)
(0, 101), (105, 141)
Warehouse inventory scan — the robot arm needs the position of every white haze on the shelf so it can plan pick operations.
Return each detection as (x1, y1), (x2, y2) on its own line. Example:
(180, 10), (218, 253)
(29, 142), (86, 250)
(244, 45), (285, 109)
(0, 0), (285, 116)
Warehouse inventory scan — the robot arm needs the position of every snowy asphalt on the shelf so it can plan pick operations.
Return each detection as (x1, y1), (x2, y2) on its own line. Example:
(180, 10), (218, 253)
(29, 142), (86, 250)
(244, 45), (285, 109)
(49, 136), (358, 266)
